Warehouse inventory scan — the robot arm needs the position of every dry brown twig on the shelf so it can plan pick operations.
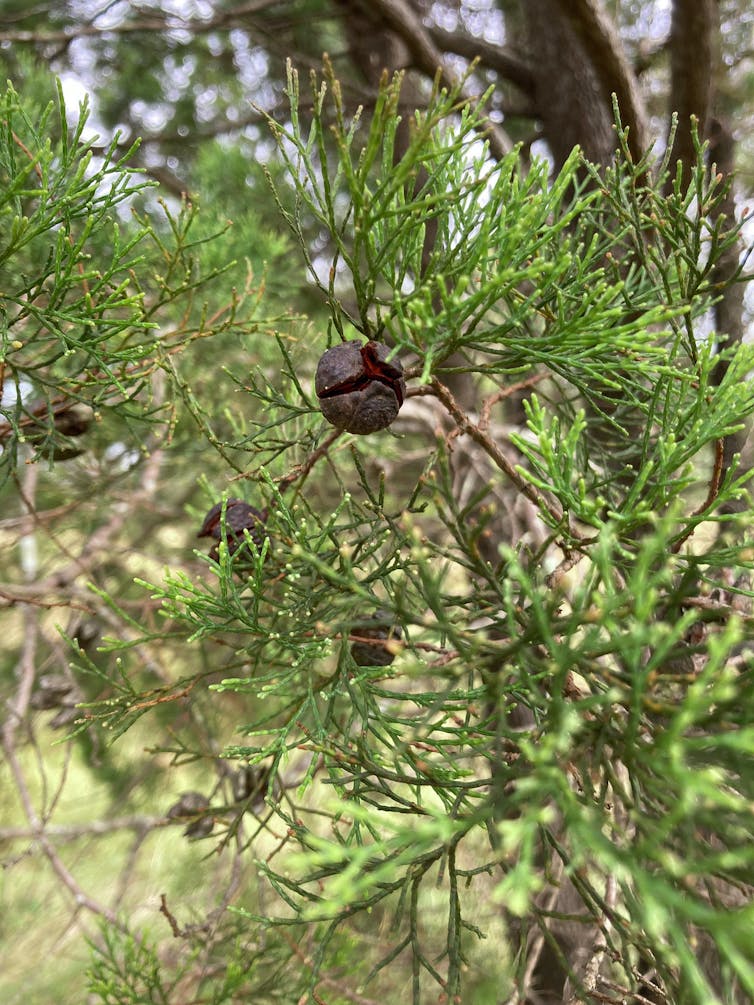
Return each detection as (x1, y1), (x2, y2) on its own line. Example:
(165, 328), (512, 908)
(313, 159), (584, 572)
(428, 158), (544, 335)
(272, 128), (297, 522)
(280, 927), (384, 1005)
(563, 873), (618, 1005)
(1, 463), (126, 930)
(428, 376), (577, 547)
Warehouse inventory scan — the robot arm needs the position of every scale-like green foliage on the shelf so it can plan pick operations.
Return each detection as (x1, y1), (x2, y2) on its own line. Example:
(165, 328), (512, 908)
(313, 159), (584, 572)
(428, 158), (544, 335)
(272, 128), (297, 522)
(4, 62), (754, 1005)
(80, 67), (753, 1003)
(0, 81), (158, 476)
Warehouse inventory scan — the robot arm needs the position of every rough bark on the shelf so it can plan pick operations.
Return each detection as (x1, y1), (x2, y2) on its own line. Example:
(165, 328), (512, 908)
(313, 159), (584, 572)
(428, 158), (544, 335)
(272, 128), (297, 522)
(554, 0), (648, 160)
(665, 1), (748, 511)
(520, 0), (617, 169)
(335, 0), (512, 159)
(666, 0), (715, 188)
(709, 117), (751, 509)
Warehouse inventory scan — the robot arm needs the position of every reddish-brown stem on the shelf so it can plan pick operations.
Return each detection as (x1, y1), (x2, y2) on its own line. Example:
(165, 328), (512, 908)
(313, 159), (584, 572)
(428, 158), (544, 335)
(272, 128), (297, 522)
(478, 372), (547, 432)
(428, 377), (576, 547)
(274, 427), (344, 495)
(671, 437), (726, 554)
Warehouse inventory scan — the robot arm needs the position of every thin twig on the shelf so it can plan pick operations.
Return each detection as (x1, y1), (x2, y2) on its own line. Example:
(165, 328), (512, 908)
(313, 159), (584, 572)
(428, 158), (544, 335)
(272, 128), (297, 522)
(0, 815), (164, 842)
(274, 427), (344, 495)
(429, 377), (576, 546)
(0, 1), (283, 44)
(1, 462), (129, 931)
(564, 873), (617, 1005)
(478, 373), (547, 433)
(671, 436), (726, 554)
(160, 894), (186, 938)
(280, 929), (384, 1005)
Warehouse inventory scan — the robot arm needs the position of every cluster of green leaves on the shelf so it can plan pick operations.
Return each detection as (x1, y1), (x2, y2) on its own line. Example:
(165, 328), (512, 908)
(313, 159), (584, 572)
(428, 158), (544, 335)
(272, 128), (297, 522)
(80, 66), (754, 1004)
(0, 73), (312, 1005)
(268, 63), (754, 527)
(5, 15), (754, 1005)
(0, 76), (288, 486)
(0, 79), (156, 475)
(86, 920), (307, 1005)
(0, 59), (734, 1005)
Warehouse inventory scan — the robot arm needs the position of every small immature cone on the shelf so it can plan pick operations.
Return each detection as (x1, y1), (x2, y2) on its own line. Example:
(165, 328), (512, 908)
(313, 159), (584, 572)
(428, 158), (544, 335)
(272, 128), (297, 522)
(350, 612), (402, 667)
(198, 498), (267, 562)
(167, 791), (214, 839)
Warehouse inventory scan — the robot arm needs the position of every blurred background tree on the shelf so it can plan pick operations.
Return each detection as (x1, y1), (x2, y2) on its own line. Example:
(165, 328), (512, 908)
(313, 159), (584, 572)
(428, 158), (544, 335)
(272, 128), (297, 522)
(1, 3), (753, 1004)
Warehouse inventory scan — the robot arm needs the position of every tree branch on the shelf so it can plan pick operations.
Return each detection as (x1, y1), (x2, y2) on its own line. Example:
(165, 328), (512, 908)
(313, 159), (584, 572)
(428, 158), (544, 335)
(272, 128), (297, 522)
(554, 0), (649, 161)
(709, 116), (750, 512)
(0, 0), (283, 44)
(426, 24), (536, 95)
(428, 377), (577, 546)
(341, 0), (513, 160)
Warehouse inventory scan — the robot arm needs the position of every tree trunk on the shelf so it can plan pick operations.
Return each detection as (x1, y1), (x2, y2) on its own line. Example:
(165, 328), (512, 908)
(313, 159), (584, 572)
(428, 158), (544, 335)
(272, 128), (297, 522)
(520, 0), (617, 169)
